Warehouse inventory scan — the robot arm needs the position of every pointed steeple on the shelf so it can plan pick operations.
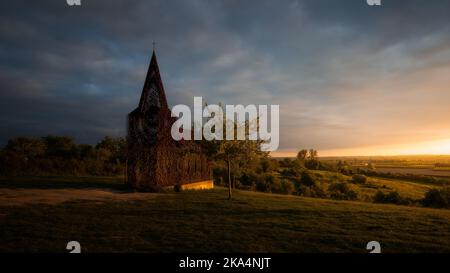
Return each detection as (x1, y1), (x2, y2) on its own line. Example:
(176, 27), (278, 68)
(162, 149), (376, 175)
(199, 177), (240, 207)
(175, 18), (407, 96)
(138, 50), (169, 112)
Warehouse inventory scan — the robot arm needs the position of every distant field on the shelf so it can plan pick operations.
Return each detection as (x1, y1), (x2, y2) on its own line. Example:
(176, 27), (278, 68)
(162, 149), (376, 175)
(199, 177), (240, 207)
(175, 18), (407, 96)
(306, 170), (438, 200)
(318, 155), (450, 178)
(1, 177), (450, 253)
(362, 177), (437, 200)
(375, 167), (450, 177)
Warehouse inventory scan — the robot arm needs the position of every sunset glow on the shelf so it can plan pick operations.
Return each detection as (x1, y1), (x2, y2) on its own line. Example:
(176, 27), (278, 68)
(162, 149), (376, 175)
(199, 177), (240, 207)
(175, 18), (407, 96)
(271, 138), (450, 157)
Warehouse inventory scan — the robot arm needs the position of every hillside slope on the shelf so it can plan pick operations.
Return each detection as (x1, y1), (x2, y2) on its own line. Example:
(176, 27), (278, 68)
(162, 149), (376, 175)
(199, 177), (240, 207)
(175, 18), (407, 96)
(1, 184), (450, 253)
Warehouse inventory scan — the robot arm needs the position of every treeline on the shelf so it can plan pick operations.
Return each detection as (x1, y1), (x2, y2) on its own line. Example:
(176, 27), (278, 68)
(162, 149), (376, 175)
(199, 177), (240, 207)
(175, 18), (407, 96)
(0, 136), (126, 176)
(2, 135), (449, 209)
(357, 169), (450, 186)
(213, 154), (364, 200)
(212, 148), (450, 209)
(212, 148), (330, 195)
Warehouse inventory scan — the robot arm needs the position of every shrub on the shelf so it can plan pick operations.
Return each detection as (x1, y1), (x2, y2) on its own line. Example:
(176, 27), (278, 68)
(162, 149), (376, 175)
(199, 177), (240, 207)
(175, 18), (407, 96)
(254, 174), (272, 192)
(296, 172), (328, 198)
(280, 179), (295, 195)
(300, 172), (317, 187)
(260, 158), (279, 173)
(280, 162), (304, 180)
(212, 167), (225, 185)
(255, 180), (268, 192)
(0, 136), (127, 176)
(240, 170), (258, 187)
(305, 160), (320, 170)
(328, 182), (358, 200)
(352, 174), (367, 184)
(264, 174), (296, 195)
(297, 184), (312, 197)
(423, 187), (450, 208)
(373, 191), (402, 204)
(269, 178), (295, 195)
(270, 178), (283, 194)
(311, 183), (327, 198)
(339, 166), (353, 176)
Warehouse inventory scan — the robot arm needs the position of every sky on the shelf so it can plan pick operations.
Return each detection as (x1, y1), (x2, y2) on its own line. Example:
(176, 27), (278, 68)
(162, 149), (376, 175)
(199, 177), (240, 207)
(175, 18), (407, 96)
(0, 0), (449, 156)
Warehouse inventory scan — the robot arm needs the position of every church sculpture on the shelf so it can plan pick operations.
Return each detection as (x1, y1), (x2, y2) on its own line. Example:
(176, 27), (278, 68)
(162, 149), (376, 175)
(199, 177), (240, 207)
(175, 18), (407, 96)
(127, 51), (212, 191)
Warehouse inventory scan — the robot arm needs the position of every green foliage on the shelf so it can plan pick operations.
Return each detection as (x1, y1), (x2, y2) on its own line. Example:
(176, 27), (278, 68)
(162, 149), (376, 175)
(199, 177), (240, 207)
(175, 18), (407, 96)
(262, 173), (276, 191)
(300, 171), (317, 187)
(43, 136), (76, 158)
(296, 171), (328, 198)
(358, 169), (449, 186)
(5, 137), (46, 158)
(328, 182), (358, 201)
(296, 149), (308, 161)
(210, 147), (324, 197)
(269, 176), (282, 193)
(423, 187), (450, 208)
(373, 191), (412, 205)
(259, 157), (279, 173)
(304, 159), (320, 170)
(297, 182), (327, 198)
(374, 191), (397, 204)
(238, 170), (257, 187)
(203, 114), (269, 199)
(245, 173), (296, 195)
(279, 158), (294, 168)
(0, 136), (126, 176)
(280, 160), (304, 179)
(96, 136), (126, 163)
(255, 175), (269, 192)
(352, 174), (368, 184)
(280, 179), (295, 195)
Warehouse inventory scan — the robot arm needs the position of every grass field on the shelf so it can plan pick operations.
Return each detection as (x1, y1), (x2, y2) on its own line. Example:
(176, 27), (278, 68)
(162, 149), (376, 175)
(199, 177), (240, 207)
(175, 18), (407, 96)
(320, 155), (450, 177)
(305, 170), (437, 201)
(1, 176), (450, 253)
(361, 177), (436, 200)
(375, 167), (450, 177)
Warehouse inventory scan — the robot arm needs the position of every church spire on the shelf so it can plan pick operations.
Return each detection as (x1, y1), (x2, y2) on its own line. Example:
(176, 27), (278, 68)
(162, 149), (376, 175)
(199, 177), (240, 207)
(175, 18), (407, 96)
(138, 49), (168, 112)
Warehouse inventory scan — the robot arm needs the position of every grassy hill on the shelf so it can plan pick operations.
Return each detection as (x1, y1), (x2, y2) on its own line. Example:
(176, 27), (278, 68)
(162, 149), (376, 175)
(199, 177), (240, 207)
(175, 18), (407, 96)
(299, 170), (438, 201)
(1, 178), (450, 253)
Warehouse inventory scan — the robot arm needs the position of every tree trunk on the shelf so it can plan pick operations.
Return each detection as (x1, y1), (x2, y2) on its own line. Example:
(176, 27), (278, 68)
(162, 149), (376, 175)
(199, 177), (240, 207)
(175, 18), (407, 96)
(227, 155), (232, 200)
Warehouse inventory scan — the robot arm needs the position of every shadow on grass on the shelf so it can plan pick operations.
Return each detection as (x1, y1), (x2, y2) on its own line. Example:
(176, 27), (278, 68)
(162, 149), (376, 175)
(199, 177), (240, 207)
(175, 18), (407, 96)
(0, 176), (130, 191)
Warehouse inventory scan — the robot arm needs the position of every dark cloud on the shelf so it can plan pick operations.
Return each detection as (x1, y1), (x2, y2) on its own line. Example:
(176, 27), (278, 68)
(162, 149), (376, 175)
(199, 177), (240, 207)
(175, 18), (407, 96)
(0, 0), (449, 153)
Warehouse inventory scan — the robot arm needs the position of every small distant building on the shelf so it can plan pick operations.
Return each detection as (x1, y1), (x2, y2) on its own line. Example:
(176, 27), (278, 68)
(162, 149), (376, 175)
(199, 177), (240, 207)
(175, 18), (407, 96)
(126, 50), (213, 191)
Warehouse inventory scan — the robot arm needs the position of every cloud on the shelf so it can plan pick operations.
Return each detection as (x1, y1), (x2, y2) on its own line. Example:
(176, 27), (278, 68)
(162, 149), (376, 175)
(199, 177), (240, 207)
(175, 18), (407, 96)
(0, 0), (449, 154)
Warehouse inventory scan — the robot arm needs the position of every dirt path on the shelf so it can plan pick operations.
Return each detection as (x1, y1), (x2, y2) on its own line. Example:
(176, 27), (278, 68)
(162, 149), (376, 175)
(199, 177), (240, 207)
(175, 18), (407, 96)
(0, 188), (159, 206)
